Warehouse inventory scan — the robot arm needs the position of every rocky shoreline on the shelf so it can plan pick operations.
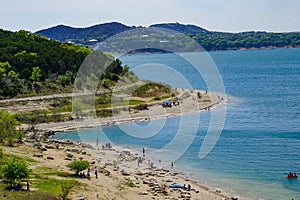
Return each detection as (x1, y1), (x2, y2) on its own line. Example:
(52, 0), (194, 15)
(7, 89), (237, 199)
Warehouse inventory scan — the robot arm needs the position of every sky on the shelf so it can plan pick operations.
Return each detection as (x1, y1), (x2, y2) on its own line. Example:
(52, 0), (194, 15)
(1, 0), (300, 33)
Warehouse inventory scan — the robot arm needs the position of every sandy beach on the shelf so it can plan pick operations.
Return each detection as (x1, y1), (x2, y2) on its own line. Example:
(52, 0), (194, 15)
(3, 138), (231, 200)
(5, 89), (234, 200)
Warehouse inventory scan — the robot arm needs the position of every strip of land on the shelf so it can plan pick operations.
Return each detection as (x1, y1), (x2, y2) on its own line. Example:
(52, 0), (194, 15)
(34, 88), (226, 132)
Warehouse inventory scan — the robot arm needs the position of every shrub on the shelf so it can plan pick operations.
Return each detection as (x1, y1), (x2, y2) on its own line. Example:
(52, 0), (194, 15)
(1, 157), (31, 188)
(60, 180), (77, 200)
(67, 160), (90, 176)
(7, 137), (14, 147)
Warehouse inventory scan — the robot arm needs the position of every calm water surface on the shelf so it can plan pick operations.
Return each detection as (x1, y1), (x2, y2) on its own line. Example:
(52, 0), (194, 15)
(52, 48), (300, 200)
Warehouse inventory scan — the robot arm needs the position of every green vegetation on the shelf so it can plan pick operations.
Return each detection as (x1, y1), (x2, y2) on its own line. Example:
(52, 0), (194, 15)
(36, 22), (133, 45)
(0, 191), (59, 200)
(133, 82), (171, 97)
(0, 147), (3, 158)
(36, 22), (300, 51)
(0, 151), (79, 200)
(67, 160), (90, 176)
(193, 31), (300, 51)
(33, 178), (78, 197)
(0, 28), (177, 125)
(1, 157), (31, 188)
(0, 110), (20, 143)
(0, 29), (91, 98)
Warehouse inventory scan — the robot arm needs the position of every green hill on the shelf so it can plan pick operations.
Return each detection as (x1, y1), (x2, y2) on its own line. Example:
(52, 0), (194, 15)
(150, 23), (209, 34)
(36, 22), (134, 45)
(36, 22), (300, 51)
(0, 29), (132, 98)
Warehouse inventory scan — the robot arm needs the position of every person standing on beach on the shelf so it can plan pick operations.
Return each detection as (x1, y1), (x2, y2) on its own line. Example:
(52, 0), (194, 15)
(171, 161), (174, 168)
(94, 167), (98, 179)
(187, 184), (191, 191)
(142, 147), (145, 157)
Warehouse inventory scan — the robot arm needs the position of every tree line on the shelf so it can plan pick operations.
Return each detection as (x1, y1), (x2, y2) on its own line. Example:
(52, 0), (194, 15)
(192, 31), (300, 51)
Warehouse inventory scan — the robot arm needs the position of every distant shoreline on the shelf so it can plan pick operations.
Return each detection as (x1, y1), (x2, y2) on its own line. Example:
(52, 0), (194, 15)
(35, 88), (226, 133)
(124, 46), (300, 55)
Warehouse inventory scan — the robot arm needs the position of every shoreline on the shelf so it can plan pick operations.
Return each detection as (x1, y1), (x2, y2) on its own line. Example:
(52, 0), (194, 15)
(35, 88), (227, 133)
(43, 137), (233, 200)
(19, 89), (235, 199)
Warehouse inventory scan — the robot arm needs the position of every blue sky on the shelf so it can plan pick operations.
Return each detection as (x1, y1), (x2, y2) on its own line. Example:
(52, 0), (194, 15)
(1, 0), (299, 32)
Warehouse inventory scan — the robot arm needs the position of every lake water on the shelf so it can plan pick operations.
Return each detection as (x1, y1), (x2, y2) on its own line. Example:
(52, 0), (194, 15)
(52, 48), (300, 199)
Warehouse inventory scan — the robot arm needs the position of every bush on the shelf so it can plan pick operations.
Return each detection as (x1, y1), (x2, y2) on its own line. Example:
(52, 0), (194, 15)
(60, 180), (77, 200)
(1, 157), (31, 188)
(7, 137), (14, 147)
(67, 160), (90, 176)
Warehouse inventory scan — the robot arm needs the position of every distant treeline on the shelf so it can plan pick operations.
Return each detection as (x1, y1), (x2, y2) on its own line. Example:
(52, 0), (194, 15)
(37, 22), (300, 51)
(192, 31), (300, 51)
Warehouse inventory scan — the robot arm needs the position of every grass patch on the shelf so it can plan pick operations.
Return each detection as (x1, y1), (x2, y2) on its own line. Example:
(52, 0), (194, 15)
(35, 166), (58, 173)
(32, 178), (78, 196)
(133, 82), (171, 98)
(0, 190), (59, 200)
(1, 153), (38, 164)
(128, 100), (145, 105)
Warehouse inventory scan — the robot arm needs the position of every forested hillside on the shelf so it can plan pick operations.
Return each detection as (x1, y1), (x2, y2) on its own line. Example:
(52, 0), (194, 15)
(36, 22), (134, 45)
(0, 29), (130, 98)
(36, 22), (300, 51)
(192, 31), (300, 51)
(0, 29), (91, 97)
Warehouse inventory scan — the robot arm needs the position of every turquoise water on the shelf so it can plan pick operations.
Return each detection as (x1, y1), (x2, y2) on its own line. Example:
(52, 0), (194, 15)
(52, 48), (300, 199)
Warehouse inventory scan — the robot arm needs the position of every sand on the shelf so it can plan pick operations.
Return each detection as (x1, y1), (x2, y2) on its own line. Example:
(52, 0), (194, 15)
(8, 89), (234, 199)
(3, 139), (231, 200)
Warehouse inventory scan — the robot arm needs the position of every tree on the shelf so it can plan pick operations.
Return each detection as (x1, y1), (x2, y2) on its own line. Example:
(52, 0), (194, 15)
(1, 157), (30, 188)
(30, 66), (42, 82)
(67, 160), (90, 176)
(0, 62), (20, 96)
(0, 110), (19, 143)
(60, 180), (77, 200)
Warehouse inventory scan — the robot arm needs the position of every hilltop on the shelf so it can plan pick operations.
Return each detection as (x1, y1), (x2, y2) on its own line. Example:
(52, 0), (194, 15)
(36, 22), (300, 51)
(36, 22), (134, 45)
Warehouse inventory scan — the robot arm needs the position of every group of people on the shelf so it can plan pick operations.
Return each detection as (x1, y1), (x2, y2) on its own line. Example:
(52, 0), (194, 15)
(80, 167), (98, 179)
(102, 142), (112, 149)
(288, 172), (297, 177)
(183, 184), (192, 191)
(137, 147), (155, 168)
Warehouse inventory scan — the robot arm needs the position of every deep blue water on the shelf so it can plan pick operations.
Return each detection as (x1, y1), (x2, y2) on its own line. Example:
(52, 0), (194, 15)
(52, 48), (300, 199)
